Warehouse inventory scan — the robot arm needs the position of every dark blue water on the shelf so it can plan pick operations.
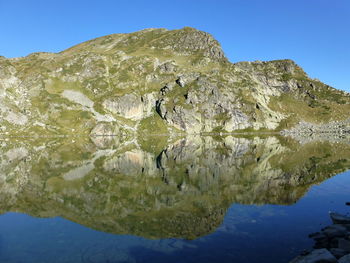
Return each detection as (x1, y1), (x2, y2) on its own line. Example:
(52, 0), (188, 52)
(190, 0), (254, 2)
(0, 170), (349, 263)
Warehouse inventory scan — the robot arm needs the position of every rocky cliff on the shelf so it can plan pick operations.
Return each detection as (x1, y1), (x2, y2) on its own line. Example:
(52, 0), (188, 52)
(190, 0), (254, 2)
(0, 27), (349, 137)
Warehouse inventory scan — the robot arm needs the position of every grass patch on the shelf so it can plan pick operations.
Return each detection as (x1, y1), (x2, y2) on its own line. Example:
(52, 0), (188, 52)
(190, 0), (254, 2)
(269, 93), (350, 125)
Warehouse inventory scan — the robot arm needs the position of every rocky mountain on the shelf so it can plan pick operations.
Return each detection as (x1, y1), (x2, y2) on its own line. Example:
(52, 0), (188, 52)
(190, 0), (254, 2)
(0, 27), (349, 137)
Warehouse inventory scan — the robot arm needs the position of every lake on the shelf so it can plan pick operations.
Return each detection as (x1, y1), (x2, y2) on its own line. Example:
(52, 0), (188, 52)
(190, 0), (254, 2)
(0, 135), (349, 263)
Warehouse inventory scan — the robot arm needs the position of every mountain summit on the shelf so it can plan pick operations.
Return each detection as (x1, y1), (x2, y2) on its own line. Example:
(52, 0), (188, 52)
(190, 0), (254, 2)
(0, 27), (349, 139)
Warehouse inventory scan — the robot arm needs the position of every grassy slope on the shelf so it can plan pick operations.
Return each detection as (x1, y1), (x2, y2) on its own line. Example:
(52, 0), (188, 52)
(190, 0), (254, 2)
(1, 29), (349, 135)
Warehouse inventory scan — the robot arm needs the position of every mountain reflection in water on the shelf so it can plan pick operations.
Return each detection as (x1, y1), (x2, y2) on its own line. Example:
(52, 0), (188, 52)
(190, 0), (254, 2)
(1, 135), (349, 242)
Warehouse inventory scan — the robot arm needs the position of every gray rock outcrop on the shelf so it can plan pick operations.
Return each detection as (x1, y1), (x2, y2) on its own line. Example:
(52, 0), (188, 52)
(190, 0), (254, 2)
(0, 27), (349, 137)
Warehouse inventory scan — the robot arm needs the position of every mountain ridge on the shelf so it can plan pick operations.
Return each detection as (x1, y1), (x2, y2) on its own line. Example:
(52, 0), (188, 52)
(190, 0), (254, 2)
(0, 27), (349, 139)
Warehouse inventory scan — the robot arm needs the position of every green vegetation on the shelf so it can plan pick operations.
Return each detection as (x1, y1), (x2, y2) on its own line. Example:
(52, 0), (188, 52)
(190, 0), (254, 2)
(269, 93), (350, 126)
(0, 27), (349, 137)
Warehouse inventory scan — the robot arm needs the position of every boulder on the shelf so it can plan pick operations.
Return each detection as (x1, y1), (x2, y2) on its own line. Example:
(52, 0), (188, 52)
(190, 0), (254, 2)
(103, 94), (144, 120)
(323, 224), (348, 238)
(176, 77), (186, 87)
(330, 248), (348, 259)
(290, 249), (337, 263)
(339, 254), (350, 263)
(330, 213), (350, 224)
(338, 239), (350, 252)
(309, 232), (327, 241)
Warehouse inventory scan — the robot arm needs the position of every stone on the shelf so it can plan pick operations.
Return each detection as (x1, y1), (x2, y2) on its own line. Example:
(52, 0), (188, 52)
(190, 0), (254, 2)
(330, 237), (341, 248)
(339, 254), (350, 263)
(314, 241), (330, 249)
(290, 249), (337, 263)
(167, 27), (226, 61)
(330, 213), (350, 224)
(158, 61), (177, 73)
(156, 99), (167, 119)
(103, 93), (144, 120)
(322, 224), (348, 238)
(309, 232), (327, 241)
(338, 239), (350, 252)
(329, 248), (348, 259)
(160, 83), (174, 95)
(176, 77), (186, 87)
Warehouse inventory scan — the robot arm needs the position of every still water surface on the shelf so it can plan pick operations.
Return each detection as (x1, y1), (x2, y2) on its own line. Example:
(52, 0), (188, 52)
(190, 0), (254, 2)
(0, 135), (349, 263)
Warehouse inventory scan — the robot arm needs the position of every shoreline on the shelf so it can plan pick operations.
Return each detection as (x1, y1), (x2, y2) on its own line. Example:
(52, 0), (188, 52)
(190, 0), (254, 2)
(290, 207), (350, 263)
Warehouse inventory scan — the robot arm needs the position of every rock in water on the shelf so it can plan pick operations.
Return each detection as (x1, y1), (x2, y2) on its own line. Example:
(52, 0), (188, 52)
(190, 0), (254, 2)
(329, 248), (348, 259)
(338, 239), (350, 253)
(290, 249), (337, 263)
(339, 254), (350, 263)
(330, 213), (350, 224)
(322, 224), (348, 238)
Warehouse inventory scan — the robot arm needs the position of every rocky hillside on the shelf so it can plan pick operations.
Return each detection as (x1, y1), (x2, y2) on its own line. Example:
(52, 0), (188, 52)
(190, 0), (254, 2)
(0, 27), (349, 136)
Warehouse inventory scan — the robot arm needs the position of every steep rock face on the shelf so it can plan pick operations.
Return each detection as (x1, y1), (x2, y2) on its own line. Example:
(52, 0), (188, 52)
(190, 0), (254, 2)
(103, 92), (157, 120)
(159, 27), (226, 61)
(0, 27), (349, 136)
(155, 75), (251, 132)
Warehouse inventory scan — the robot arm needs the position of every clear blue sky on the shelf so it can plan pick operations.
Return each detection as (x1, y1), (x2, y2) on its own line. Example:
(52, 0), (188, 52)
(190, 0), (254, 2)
(1, 0), (349, 91)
